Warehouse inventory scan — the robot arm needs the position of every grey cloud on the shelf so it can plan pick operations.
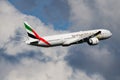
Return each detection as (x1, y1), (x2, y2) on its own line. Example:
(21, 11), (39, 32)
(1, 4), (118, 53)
(66, 0), (120, 80)
(65, 45), (118, 80)
(0, 50), (51, 64)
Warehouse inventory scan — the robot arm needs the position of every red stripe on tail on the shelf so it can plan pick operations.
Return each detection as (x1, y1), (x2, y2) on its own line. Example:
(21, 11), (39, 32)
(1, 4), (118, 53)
(32, 29), (51, 46)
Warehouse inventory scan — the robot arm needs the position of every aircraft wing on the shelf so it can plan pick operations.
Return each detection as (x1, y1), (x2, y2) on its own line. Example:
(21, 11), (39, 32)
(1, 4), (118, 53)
(62, 37), (80, 46)
(62, 31), (101, 46)
(83, 31), (101, 41)
(88, 31), (101, 38)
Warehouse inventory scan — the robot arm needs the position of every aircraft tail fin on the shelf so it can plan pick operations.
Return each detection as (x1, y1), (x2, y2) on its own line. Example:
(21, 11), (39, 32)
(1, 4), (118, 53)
(24, 22), (39, 39)
(24, 22), (51, 46)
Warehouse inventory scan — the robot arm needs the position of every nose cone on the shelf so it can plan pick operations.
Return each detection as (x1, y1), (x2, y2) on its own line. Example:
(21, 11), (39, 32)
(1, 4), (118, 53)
(108, 30), (112, 37)
(106, 30), (112, 38)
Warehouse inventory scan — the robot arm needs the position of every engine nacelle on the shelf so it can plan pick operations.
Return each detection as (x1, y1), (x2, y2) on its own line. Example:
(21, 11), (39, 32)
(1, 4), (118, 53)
(88, 37), (99, 45)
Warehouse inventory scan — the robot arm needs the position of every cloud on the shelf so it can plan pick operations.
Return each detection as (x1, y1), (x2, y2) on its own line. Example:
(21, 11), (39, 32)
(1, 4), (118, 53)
(0, 0), (62, 55)
(0, 0), (105, 80)
(67, 0), (120, 80)
(68, 0), (120, 31)
(1, 58), (105, 80)
(68, 0), (94, 30)
(71, 70), (105, 80)
(5, 59), (72, 80)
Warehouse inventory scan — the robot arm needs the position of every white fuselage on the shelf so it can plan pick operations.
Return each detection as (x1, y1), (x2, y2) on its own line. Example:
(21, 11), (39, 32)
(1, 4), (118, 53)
(27, 29), (112, 47)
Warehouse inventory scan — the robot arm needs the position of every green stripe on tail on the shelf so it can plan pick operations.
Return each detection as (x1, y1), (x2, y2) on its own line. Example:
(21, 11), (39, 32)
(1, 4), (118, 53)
(24, 22), (32, 32)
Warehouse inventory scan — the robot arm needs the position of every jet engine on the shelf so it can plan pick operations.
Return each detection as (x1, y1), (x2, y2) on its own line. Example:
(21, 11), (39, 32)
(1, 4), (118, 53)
(88, 37), (99, 45)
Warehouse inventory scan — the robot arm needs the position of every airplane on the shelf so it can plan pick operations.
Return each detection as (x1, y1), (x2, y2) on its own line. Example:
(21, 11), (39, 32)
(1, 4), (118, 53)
(24, 22), (112, 47)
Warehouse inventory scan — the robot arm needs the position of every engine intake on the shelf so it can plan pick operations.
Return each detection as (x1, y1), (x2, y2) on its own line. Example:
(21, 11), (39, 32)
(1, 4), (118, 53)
(88, 37), (99, 45)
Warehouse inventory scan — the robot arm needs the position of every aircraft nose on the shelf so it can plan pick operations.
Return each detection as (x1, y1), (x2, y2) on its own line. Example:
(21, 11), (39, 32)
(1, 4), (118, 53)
(108, 30), (112, 37)
(106, 30), (112, 38)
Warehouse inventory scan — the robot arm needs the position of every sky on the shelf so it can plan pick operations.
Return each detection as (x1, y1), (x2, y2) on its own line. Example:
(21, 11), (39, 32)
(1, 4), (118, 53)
(0, 0), (120, 80)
